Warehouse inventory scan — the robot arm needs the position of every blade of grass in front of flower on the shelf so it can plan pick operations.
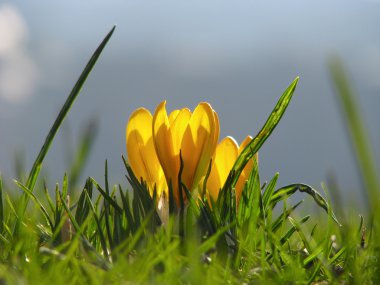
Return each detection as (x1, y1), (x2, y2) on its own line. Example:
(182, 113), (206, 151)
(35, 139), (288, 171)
(21, 26), (116, 219)
(271, 183), (340, 226)
(237, 157), (260, 225)
(230, 77), (299, 187)
(329, 58), (380, 214)
(123, 157), (162, 227)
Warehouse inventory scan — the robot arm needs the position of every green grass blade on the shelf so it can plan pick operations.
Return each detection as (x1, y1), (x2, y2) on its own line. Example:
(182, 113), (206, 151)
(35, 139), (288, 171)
(75, 178), (93, 225)
(22, 26), (116, 214)
(271, 183), (340, 226)
(263, 172), (279, 211)
(230, 77), (299, 187)
(91, 178), (123, 213)
(13, 179), (54, 231)
(271, 200), (303, 233)
(280, 215), (310, 245)
(84, 190), (109, 260)
(329, 58), (380, 213)
(103, 161), (114, 250)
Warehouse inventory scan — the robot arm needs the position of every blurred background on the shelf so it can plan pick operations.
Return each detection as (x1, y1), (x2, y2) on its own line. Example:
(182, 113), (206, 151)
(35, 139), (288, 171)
(0, 1), (379, 206)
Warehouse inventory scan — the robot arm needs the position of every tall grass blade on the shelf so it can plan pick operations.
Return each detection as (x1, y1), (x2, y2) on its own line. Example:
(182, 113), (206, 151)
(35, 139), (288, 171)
(230, 77), (299, 187)
(21, 26), (116, 217)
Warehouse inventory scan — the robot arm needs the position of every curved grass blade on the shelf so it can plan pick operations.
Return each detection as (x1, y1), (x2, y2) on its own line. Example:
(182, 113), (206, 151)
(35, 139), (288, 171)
(21, 26), (116, 216)
(230, 77), (299, 188)
(271, 183), (341, 226)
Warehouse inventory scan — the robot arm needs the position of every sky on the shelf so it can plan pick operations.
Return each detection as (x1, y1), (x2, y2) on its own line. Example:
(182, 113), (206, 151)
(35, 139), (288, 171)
(0, 1), (379, 206)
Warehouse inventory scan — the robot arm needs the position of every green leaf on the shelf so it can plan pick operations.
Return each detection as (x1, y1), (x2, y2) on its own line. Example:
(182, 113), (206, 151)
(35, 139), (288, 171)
(230, 77), (299, 188)
(270, 183), (341, 226)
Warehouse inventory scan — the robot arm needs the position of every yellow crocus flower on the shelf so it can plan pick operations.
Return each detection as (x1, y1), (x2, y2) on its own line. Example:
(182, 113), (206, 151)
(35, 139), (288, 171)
(126, 108), (167, 197)
(153, 101), (220, 205)
(207, 135), (257, 205)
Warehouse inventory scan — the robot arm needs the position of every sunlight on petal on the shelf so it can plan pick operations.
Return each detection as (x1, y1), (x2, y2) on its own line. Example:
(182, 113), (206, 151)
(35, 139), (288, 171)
(126, 108), (166, 196)
(207, 136), (239, 200)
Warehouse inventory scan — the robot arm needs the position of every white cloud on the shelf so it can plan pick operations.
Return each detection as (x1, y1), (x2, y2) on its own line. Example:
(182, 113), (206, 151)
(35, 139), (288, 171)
(0, 4), (39, 103)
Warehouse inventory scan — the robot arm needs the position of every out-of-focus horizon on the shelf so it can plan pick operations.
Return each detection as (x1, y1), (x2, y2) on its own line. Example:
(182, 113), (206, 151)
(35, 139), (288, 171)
(0, 1), (379, 205)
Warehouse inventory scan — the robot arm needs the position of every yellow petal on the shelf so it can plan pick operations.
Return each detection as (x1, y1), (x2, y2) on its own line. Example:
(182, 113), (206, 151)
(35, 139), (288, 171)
(181, 102), (218, 191)
(212, 110), (220, 154)
(170, 108), (191, 154)
(152, 101), (178, 191)
(238, 135), (252, 154)
(168, 109), (180, 124)
(207, 136), (239, 200)
(126, 108), (166, 195)
(236, 135), (257, 204)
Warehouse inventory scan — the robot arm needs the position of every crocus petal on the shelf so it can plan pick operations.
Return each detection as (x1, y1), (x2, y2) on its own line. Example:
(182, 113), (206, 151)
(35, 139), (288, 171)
(126, 108), (166, 196)
(152, 101), (177, 188)
(181, 102), (218, 191)
(207, 136), (239, 200)
(236, 135), (257, 204)
(168, 109), (180, 124)
(170, 108), (191, 154)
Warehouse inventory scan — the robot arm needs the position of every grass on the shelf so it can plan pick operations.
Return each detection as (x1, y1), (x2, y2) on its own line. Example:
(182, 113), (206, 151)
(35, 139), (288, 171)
(0, 28), (378, 284)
